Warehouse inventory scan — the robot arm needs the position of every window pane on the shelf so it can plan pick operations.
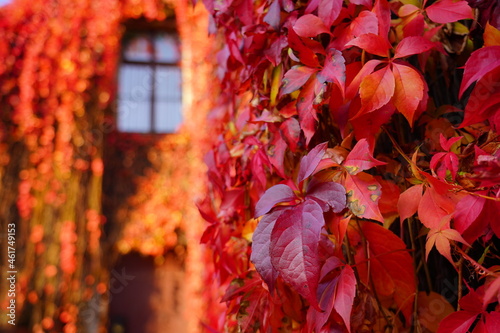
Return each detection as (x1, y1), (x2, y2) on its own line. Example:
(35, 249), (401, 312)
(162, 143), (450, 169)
(117, 64), (153, 132)
(154, 102), (182, 133)
(123, 33), (153, 62)
(154, 66), (182, 132)
(155, 33), (180, 63)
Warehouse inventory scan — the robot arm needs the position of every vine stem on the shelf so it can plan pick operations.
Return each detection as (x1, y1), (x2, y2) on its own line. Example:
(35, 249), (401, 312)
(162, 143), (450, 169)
(455, 246), (498, 277)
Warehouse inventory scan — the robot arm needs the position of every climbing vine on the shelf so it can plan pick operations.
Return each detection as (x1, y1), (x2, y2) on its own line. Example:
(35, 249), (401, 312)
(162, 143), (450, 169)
(200, 0), (500, 331)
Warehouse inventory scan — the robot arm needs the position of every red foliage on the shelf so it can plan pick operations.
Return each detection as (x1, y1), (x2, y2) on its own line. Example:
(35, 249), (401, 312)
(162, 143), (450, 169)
(200, 0), (500, 332)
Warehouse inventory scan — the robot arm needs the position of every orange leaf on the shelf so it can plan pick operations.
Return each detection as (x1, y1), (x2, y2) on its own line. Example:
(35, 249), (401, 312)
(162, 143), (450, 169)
(484, 22), (500, 47)
(417, 291), (455, 332)
(391, 62), (424, 126)
(359, 65), (394, 114)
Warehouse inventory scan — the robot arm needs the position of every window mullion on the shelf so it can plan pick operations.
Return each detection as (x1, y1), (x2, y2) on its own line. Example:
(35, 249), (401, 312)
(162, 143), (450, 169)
(150, 32), (156, 133)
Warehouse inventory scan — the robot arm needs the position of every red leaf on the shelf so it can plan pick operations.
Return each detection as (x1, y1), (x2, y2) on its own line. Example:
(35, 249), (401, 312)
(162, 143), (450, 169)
(345, 33), (391, 57)
(425, 0), (473, 24)
(439, 133), (463, 151)
(307, 258), (356, 332)
(350, 0), (373, 8)
(293, 14), (331, 37)
(356, 222), (416, 322)
(281, 65), (318, 95)
(298, 141), (328, 183)
(484, 276), (500, 305)
(359, 65), (395, 114)
(398, 184), (423, 222)
(288, 27), (321, 68)
(255, 184), (297, 217)
(279, 117), (301, 152)
(317, 49), (346, 96)
(459, 46), (500, 99)
(485, 312), (500, 332)
(461, 64), (500, 128)
(333, 264), (356, 332)
(270, 200), (325, 309)
(372, 0), (391, 37)
(343, 138), (386, 174)
(349, 11), (379, 38)
(307, 181), (347, 213)
(344, 172), (384, 222)
(394, 36), (436, 58)
(437, 311), (478, 333)
(317, 0), (342, 27)
(391, 62), (424, 126)
(297, 78), (323, 144)
(417, 186), (456, 229)
(250, 209), (283, 292)
(351, 102), (396, 146)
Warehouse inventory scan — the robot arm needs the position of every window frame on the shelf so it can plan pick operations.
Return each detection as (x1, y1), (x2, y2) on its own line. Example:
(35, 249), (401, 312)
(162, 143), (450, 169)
(117, 19), (182, 134)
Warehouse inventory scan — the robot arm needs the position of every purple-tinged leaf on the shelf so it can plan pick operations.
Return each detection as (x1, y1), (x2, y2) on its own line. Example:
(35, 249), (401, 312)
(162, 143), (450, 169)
(307, 181), (347, 213)
(281, 65), (318, 95)
(264, 0), (281, 30)
(298, 142), (328, 183)
(318, 0), (343, 27)
(250, 209), (283, 292)
(255, 184), (297, 217)
(317, 49), (346, 97)
(270, 200), (325, 309)
(307, 258), (356, 332)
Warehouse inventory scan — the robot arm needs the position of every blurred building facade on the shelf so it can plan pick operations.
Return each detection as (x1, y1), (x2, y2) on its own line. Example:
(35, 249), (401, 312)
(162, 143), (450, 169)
(0, 0), (216, 332)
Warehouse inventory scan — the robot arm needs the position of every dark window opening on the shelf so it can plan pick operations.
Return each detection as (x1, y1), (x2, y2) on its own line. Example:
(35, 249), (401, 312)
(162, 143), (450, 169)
(117, 20), (182, 134)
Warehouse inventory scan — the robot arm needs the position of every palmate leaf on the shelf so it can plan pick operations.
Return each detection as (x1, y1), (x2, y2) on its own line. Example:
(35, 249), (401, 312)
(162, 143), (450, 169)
(307, 257), (356, 332)
(426, 228), (470, 264)
(270, 200), (325, 309)
(345, 33), (391, 57)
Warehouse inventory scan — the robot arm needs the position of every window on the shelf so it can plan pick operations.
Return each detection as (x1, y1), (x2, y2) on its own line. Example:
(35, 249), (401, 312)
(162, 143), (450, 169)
(117, 21), (182, 133)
